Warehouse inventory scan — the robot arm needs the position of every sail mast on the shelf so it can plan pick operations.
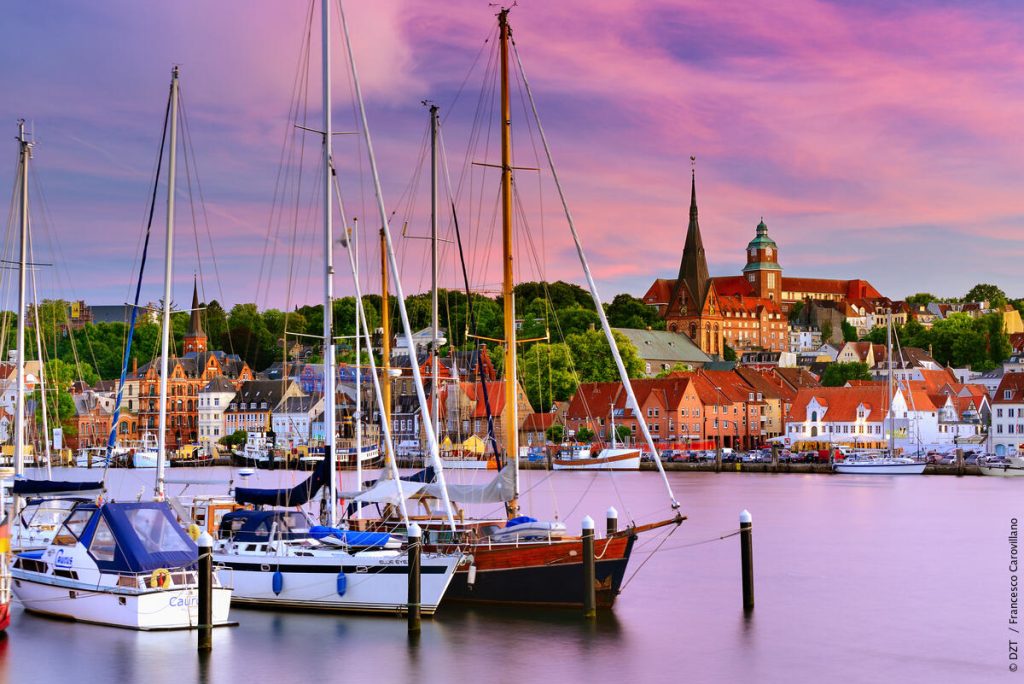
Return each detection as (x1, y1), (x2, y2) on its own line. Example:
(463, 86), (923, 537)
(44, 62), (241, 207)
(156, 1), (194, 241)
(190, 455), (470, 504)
(155, 67), (179, 499)
(14, 120), (30, 480)
(380, 228), (392, 466)
(353, 218), (362, 509)
(338, 0), (456, 531)
(499, 9), (520, 517)
(322, 0), (338, 524)
(430, 104), (441, 447)
(887, 307), (894, 455)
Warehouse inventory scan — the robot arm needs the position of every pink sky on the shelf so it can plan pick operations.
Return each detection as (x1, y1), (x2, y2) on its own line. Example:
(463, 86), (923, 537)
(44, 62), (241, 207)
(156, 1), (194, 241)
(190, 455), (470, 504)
(1, 0), (1023, 312)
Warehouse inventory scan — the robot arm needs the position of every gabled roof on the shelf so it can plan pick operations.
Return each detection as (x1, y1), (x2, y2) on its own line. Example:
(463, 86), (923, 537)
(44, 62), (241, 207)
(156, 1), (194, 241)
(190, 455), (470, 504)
(612, 328), (711, 365)
(993, 374), (1024, 404)
(788, 385), (891, 422)
(201, 375), (236, 394)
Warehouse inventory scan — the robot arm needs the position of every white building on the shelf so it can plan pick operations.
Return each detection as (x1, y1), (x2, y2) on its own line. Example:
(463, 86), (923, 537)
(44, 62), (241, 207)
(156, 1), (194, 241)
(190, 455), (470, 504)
(991, 373), (1024, 457)
(271, 394), (323, 449)
(788, 328), (823, 353)
(198, 376), (236, 456)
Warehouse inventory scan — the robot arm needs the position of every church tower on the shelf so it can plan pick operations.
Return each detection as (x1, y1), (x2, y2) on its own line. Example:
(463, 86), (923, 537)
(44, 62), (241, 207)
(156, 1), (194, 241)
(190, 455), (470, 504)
(741, 219), (782, 303)
(183, 278), (208, 354)
(665, 168), (723, 356)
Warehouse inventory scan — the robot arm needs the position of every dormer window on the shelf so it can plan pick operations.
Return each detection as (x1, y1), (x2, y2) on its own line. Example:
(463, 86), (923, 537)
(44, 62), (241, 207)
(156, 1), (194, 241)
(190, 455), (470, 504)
(1006, 390), (1013, 400)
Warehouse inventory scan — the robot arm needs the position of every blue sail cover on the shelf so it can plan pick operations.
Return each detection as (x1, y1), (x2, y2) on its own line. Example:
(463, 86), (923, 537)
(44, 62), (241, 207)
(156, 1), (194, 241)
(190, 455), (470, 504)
(13, 479), (104, 496)
(235, 454), (331, 507)
(76, 502), (198, 574)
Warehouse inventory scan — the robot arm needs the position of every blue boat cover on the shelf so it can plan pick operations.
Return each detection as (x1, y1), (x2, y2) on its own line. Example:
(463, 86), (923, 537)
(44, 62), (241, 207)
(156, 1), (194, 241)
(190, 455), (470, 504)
(13, 479), (104, 495)
(308, 525), (392, 548)
(218, 509), (311, 542)
(506, 516), (538, 527)
(235, 455), (331, 507)
(76, 502), (198, 574)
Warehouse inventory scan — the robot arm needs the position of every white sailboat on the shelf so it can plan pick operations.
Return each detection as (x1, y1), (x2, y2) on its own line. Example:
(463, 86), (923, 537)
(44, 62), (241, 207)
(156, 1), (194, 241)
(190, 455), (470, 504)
(833, 309), (925, 475)
(209, 1), (462, 614)
(11, 70), (234, 629)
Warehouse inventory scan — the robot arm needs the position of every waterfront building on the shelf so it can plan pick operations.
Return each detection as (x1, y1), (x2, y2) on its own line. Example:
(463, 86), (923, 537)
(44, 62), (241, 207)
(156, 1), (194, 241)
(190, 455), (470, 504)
(198, 376), (237, 456)
(271, 394), (323, 449)
(224, 379), (302, 436)
(990, 373), (1024, 456)
(71, 390), (116, 450)
(644, 172), (883, 355)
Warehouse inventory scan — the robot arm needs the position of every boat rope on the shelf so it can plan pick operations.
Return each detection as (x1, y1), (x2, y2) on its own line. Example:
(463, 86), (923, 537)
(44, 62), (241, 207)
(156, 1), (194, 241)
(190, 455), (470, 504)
(619, 522), (683, 591)
(511, 36), (680, 513)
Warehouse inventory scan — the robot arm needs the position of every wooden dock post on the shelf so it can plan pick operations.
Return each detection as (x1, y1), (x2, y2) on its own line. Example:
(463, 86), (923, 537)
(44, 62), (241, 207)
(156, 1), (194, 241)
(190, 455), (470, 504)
(582, 515), (596, 619)
(739, 510), (754, 613)
(407, 523), (422, 632)
(197, 530), (213, 651)
(606, 506), (618, 537)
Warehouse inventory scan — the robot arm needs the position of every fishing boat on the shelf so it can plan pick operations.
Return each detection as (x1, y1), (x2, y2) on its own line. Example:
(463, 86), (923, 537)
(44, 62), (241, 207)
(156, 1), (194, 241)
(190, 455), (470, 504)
(978, 454), (1024, 477)
(12, 499), (232, 630)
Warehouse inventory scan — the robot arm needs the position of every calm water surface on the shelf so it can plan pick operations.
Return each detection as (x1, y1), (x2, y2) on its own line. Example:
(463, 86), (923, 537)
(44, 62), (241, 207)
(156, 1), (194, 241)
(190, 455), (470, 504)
(0, 467), (1014, 683)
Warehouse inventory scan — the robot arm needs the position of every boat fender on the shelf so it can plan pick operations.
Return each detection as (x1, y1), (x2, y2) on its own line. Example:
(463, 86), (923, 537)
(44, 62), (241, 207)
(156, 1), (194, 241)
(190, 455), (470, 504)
(187, 524), (202, 541)
(336, 572), (347, 597)
(272, 569), (284, 595)
(150, 568), (172, 589)
(467, 564), (477, 589)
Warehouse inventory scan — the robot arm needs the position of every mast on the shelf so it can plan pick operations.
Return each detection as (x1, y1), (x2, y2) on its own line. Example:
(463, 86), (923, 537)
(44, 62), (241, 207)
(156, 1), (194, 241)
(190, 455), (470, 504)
(322, 0), (338, 524)
(353, 219), (362, 508)
(14, 120), (31, 480)
(155, 67), (179, 499)
(499, 9), (520, 517)
(380, 228), (392, 466)
(610, 402), (615, 448)
(430, 104), (441, 448)
(887, 307), (894, 455)
(30, 262), (51, 477)
(338, 2), (456, 531)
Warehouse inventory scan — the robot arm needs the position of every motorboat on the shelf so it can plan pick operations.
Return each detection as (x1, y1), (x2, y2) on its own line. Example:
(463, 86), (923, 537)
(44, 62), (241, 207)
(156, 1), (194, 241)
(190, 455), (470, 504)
(979, 455), (1024, 478)
(11, 500), (233, 630)
(552, 446), (641, 471)
(833, 451), (925, 475)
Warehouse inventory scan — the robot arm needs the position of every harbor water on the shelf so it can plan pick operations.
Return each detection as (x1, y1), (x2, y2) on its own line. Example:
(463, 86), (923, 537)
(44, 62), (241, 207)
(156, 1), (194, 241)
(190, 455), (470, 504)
(0, 467), (1013, 683)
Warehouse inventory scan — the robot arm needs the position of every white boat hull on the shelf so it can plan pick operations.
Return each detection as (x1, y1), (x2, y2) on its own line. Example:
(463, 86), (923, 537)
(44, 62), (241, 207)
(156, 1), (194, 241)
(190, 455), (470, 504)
(979, 464), (1024, 477)
(133, 451), (159, 469)
(833, 461), (926, 474)
(440, 458), (495, 470)
(215, 552), (461, 614)
(12, 571), (232, 630)
(552, 448), (641, 471)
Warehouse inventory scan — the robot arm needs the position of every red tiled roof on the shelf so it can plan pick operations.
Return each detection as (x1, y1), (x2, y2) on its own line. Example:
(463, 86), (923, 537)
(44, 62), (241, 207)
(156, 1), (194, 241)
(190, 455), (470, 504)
(643, 278), (675, 305)
(462, 381), (510, 418)
(522, 413), (557, 431)
(788, 385), (890, 422)
(994, 374), (1024, 404)
(711, 275), (755, 297)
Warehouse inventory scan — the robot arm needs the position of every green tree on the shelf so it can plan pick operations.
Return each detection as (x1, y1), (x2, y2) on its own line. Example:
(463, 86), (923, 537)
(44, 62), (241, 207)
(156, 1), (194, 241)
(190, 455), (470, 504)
(614, 424), (631, 444)
(519, 342), (577, 412)
(575, 426), (594, 442)
(820, 321), (834, 345)
(228, 303), (276, 371)
(605, 293), (664, 330)
(988, 313), (1011, 365)
(564, 329), (644, 382)
(820, 362), (872, 387)
(965, 283), (1007, 308)
(656, 362), (692, 378)
(723, 344), (737, 361)
(546, 424), (564, 443)
(841, 320), (858, 342)
(787, 300), (804, 323)
(219, 429), (247, 448)
(906, 293), (937, 308)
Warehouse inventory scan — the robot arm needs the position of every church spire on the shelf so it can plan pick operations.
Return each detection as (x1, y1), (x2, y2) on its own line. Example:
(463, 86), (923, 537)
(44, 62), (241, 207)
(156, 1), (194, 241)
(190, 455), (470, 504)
(184, 276), (207, 353)
(674, 165), (711, 313)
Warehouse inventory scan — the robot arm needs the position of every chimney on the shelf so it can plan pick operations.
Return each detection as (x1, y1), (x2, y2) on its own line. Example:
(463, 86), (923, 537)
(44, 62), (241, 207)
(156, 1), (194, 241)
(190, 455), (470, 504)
(132, 356), (138, 374)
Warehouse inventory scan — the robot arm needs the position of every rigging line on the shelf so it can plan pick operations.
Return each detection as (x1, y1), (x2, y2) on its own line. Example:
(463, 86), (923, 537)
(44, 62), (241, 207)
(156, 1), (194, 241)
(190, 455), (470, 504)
(441, 28), (495, 128)
(512, 37), (679, 511)
(104, 74), (173, 479)
(619, 521), (682, 591)
(632, 529), (739, 555)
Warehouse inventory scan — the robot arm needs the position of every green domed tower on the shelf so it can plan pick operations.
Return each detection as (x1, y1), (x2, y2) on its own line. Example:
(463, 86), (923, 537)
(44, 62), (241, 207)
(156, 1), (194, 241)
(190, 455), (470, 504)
(741, 218), (781, 303)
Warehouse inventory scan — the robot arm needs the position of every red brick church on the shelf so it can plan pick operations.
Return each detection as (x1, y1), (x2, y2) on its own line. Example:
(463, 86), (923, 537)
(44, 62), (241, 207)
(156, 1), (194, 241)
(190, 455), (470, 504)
(644, 171), (881, 355)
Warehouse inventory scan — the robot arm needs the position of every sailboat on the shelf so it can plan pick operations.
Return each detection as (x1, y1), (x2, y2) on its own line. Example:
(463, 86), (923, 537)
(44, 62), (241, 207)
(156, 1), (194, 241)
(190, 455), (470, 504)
(205, 1), (462, 615)
(11, 72), (235, 630)
(350, 9), (683, 608)
(833, 310), (925, 475)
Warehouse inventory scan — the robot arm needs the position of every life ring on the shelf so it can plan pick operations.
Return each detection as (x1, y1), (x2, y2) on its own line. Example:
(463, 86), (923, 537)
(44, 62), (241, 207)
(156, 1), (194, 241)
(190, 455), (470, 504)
(187, 524), (202, 541)
(149, 568), (172, 589)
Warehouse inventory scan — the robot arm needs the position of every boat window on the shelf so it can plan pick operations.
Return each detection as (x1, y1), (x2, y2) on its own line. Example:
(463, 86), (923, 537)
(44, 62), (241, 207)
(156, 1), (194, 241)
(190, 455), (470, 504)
(52, 509), (95, 546)
(89, 516), (117, 562)
(123, 508), (193, 555)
